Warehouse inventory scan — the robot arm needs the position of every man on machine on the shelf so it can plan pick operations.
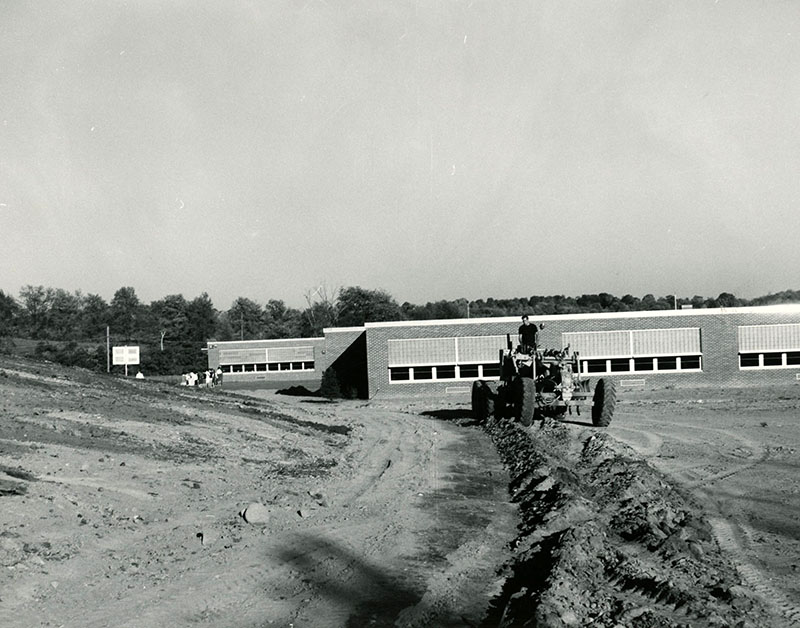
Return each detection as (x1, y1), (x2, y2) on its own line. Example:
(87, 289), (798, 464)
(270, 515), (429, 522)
(518, 315), (544, 354)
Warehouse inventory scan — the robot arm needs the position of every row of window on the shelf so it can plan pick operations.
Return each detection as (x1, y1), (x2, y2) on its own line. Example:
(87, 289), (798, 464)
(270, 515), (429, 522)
(582, 355), (702, 374)
(222, 362), (315, 373)
(386, 325), (800, 383)
(389, 363), (500, 382)
(388, 352), (800, 382)
(739, 352), (800, 369)
(387, 355), (703, 382)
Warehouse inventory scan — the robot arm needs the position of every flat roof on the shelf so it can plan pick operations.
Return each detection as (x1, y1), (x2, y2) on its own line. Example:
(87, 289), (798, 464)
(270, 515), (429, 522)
(206, 337), (324, 347)
(362, 303), (800, 329)
(322, 326), (366, 334)
(204, 304), (800, 344)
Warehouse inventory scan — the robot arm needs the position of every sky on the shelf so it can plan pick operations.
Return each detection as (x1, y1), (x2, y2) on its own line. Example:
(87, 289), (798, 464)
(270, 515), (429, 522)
(1, 1), (799, 310)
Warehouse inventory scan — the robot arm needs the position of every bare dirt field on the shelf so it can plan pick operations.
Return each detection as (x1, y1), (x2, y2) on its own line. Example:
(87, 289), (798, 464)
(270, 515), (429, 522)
(608, 387), (800, 624)
(0, 356), (798, 627)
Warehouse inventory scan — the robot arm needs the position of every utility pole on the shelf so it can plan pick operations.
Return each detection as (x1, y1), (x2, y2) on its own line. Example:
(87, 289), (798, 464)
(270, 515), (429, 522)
(106, 326), (110, 373)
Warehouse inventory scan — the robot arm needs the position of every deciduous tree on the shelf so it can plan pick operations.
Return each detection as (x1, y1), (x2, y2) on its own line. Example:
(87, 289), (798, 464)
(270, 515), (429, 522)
(186, 292), (218, 341)
(109, 287), (142, 341)
(81, 293), (109, 339)
(301, 284), (340, 337)
(150, 294), (190, 349)
(19, 285), (54, 339)
(0, 290), (20, 336)
(263, 299), (302, 339)
(49, 289), (83, 340)
(226, 297), (264, 340)
(336, 286), (402, 327)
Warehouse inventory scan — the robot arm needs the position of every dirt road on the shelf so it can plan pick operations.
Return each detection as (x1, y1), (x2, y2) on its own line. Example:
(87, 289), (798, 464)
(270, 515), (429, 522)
(1, 357), (799, 627)
(0, 358), (516, 628)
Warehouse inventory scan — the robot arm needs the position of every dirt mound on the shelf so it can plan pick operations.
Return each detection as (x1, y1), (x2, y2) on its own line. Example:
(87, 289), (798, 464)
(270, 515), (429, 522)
(482, 417), (781, 628)
(276, 384), (320, 397)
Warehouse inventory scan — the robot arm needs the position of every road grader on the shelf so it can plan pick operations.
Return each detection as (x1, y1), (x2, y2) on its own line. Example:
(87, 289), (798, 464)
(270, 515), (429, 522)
(471, 335), (616, 427)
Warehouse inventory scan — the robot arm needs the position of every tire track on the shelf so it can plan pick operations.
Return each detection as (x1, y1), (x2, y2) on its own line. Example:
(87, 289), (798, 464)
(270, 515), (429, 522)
(612, 419), (770, 490)
(607, 425), (663, 456)
(709, 517), (800, 626)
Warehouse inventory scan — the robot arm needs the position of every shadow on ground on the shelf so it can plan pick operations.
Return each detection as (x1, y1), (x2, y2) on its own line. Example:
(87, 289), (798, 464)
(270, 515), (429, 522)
(420, 408), (480, 426)
(272, 534), (425, 627)
(420, 408), (598, 429)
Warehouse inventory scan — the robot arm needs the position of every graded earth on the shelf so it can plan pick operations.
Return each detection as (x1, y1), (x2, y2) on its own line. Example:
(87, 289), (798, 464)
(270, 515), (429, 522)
(0, 357), (798, 627)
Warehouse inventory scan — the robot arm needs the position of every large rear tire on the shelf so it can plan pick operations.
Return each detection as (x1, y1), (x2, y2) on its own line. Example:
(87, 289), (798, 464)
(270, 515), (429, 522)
(516, 377), (536, 427)
(471, 380), (494, 422)
(591, 378), (616, 427)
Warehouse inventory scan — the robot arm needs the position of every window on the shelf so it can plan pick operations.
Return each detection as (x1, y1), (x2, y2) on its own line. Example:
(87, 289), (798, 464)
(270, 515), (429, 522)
(436, 365), (457, 379)
(217, 345), (316, 374)
(388, 335), (507, 383)
(609, 358), (631, 372)
(738, 324), (800, 370)
(482, 363), (501, 378)
(567, 328), (702, 376)
(739, 353), (760, 368)
(459, 364), (479, 378)
(657, 357), (677, 370)
(219, 359), (315, 373)
(680, 355), (702, 370)
(584, 360), (607, 373)
(413, 366), (433, 380)
(740, 351), (800, 369)
(390, 367), (410, 381)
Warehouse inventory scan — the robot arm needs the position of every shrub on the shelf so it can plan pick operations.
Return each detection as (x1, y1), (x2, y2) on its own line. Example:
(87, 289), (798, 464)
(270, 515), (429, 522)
(319, 367), (342, 399)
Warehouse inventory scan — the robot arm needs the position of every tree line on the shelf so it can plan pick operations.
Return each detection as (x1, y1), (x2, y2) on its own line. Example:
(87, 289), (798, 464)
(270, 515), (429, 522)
(1, 284), (798, 376)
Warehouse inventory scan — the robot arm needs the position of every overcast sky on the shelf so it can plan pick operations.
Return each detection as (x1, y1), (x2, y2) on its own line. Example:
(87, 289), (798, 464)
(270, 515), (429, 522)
(2, 1), (798, 310)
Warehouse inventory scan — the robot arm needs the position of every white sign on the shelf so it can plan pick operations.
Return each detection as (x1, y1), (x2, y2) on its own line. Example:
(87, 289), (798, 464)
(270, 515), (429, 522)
(112, 345), (140, 366)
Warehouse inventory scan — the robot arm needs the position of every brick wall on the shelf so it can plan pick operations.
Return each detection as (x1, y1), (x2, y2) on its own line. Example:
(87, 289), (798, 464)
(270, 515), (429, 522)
(205, 337), (326, 390)
(322, 328), (366, 371)
(204, 306), (800, 397)
(366, 318), (518, 398)
(364, 306), (800, 397)
(324, 327), (368, 398)
(221, 370), (321, 389)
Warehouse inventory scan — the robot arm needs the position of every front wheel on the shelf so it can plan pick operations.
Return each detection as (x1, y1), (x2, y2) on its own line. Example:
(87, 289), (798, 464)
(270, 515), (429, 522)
(471, 380), (494, 422)
(516, 377), (536, 427)
(591, 378), (617, 427)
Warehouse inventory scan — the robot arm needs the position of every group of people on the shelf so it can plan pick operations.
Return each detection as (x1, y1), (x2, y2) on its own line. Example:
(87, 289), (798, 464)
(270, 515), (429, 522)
(181, 367), (223, 388)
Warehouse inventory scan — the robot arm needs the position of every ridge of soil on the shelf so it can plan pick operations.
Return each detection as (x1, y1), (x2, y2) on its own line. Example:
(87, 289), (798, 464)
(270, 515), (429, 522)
(481, 415), (791, 628)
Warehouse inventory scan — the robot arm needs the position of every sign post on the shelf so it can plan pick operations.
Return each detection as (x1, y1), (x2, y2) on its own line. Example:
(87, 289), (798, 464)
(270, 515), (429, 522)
(112, 345), (140, 377)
